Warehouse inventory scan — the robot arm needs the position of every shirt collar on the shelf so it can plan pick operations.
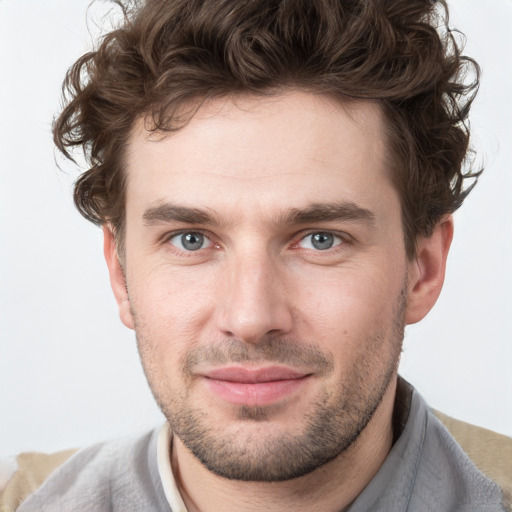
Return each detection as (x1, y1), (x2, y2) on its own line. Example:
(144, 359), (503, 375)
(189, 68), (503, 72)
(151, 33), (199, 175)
(157, 422), (189, 512)
(345, 380), (426, 511)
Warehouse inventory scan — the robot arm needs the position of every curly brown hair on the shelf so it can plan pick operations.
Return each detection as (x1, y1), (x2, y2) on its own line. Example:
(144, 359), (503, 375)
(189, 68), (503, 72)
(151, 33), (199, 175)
(54, 0), (480, 258)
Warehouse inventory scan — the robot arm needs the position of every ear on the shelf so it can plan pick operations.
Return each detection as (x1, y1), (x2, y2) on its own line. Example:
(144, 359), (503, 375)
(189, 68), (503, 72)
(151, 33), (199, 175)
(103, 225), (135, 330)
(405, 215), (454, 325)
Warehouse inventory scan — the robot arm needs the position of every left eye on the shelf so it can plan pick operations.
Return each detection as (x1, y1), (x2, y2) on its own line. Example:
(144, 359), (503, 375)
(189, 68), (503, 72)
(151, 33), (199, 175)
(298, 232), (343, 251)
(168, 232), (212, 251)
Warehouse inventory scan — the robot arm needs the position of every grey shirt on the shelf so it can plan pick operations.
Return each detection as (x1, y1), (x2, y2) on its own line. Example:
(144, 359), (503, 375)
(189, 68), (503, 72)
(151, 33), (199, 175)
(18, 382), (506, 511)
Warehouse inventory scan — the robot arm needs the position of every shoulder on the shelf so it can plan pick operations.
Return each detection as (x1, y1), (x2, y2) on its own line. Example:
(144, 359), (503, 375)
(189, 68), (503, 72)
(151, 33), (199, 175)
(373, 382), (510, 512)
(434, 410), (512, 511)
(0, 449), (77, 512)
(1, 428), (165, 512)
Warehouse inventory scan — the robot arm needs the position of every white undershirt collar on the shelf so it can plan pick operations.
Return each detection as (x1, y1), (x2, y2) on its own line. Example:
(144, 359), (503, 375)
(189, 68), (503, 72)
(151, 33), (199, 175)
(156, 422), (189, 512)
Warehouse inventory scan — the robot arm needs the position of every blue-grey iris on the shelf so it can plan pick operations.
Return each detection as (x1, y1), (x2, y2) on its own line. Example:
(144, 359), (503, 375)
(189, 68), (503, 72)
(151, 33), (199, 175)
(311, 232), (335, 250)
(182, 232), (204, 251)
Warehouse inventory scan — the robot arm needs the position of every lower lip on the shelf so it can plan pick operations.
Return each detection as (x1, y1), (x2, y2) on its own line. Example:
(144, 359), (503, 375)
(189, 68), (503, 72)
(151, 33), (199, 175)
(204, 377), (309, 406)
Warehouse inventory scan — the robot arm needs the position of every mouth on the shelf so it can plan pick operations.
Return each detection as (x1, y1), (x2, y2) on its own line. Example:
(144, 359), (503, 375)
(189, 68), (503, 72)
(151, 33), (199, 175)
(199, 366), (312, 406)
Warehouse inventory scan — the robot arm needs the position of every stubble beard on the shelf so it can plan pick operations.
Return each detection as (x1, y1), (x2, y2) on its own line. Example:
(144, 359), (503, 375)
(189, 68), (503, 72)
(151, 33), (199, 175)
(135, 288), (406, 482)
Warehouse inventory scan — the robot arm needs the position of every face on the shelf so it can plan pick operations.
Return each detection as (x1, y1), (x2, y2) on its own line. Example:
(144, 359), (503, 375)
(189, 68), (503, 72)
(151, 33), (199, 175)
(117, 92), (412, 481)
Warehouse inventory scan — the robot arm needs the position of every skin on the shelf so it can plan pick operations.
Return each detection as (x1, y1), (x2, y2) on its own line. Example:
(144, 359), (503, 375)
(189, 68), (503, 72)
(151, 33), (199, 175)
(104, 91), (453, 512)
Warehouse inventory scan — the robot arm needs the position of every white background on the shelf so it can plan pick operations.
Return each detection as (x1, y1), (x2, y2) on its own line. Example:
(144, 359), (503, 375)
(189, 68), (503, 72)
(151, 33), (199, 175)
(1, 0), (511, 456)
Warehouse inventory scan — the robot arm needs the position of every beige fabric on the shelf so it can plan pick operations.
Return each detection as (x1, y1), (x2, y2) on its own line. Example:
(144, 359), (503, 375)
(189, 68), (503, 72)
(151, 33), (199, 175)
(1, 414), (510, 511)
(0, 449), (77, 512)
(434, 410), (512, 511)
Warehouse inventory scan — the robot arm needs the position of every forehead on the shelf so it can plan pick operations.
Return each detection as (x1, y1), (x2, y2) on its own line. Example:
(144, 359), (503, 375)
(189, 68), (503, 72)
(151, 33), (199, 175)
(123, 91), (396, 223)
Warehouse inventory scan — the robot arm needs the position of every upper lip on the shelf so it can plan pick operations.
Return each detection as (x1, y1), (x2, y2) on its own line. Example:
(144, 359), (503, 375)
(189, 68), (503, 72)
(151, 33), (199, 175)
(200, 366), (310, 383)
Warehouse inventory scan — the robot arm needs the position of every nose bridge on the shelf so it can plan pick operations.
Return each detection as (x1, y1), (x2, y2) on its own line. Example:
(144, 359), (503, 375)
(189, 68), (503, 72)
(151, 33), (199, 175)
(216, 245), (293, 342)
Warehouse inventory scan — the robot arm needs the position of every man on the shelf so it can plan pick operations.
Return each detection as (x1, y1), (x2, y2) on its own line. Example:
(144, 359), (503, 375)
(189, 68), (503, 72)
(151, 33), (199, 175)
(2, 0), (511, 510)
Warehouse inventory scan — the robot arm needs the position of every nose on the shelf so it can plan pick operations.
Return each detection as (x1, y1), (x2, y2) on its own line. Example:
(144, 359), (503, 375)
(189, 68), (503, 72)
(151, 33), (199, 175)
(215, 251), (294, 343)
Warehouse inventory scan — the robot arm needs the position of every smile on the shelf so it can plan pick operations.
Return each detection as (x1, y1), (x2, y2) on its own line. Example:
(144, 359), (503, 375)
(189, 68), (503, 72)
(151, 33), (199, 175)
(200, 366), (312, 406)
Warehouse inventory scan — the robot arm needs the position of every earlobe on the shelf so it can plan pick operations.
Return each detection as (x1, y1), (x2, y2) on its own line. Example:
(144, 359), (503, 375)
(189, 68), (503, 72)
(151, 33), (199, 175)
(102, 225), (135, 330)
(405, 216), (454, 325)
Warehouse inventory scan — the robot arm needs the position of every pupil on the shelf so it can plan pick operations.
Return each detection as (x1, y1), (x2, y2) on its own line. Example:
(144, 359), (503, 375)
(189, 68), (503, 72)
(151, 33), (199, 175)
(312, 233), (334, 250)
(182, 233), (204, 250)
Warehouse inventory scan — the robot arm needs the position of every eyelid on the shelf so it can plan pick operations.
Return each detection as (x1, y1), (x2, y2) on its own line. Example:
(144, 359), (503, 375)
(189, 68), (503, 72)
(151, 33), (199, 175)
(162, 229), (218, 250)
(292, 229), (352, 247)
(162, 228), (209, 241)
(159, 228), (352, 253)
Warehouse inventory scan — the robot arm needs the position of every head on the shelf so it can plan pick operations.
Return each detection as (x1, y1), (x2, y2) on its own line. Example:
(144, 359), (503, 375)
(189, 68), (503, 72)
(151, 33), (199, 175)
(54, 0), (479, 482)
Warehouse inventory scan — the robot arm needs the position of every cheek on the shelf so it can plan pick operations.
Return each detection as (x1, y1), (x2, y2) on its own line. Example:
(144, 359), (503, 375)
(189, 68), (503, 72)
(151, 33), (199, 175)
(294, 265), (405, 348)
(128, 272), (207, 397)
(128, 266), (217, 349)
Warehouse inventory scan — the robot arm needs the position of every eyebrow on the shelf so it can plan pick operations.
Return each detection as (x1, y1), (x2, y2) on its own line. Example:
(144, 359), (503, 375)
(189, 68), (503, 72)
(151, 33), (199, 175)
(143, 204), (217, 225)
(142, 201), (375, 227)
(278, 202), (376, 226)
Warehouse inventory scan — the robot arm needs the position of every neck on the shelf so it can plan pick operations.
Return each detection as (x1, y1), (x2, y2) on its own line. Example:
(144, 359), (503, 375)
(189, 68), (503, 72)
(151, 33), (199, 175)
(172, 378), (397, 512)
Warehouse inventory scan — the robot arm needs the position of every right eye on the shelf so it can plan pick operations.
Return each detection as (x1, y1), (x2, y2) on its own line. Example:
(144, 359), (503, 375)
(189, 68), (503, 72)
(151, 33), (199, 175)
(297, 232), (344, 251)
(168, 232), (213, 251)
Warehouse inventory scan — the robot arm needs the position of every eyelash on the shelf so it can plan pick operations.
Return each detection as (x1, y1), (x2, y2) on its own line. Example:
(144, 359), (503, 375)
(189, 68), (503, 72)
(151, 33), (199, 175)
(162, 229), (218, 254)
(162, 229), (351, 256)
(291, 230), (352, 256)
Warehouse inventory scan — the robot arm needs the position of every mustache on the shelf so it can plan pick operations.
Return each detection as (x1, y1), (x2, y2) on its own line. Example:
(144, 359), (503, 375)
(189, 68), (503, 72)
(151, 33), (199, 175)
(182, 337), (335, 375)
